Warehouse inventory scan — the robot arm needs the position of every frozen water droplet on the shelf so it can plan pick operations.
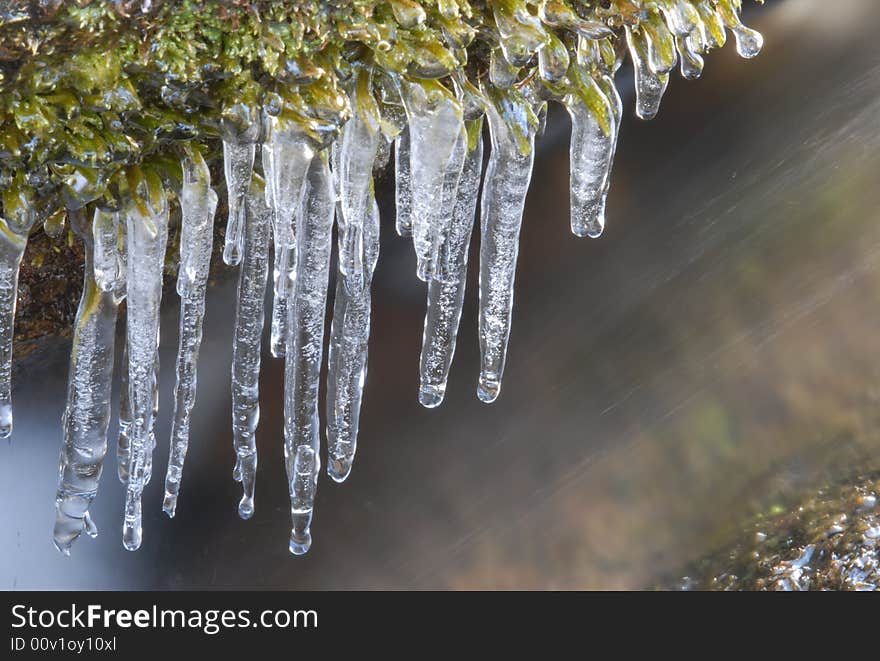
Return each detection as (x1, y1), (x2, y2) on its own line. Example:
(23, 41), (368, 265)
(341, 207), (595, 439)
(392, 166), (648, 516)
(731, 25), (763, 59)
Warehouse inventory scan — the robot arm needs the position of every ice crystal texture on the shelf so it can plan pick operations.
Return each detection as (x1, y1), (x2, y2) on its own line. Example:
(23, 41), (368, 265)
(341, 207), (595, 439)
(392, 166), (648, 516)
(0, 1), (766, 554)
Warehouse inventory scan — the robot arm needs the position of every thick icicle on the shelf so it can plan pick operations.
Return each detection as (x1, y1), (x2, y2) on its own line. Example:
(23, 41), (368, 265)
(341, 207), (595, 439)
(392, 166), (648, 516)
(419, 127), (484, 408)
(0, 213), (34, 438)
(626, 25), (669, 121)
(336, 68), (381, 296)
(53, 215), (121, 554)
(230, 176), (271, 520)
(122, 170), (169, 551)
(477, 91), (537, 404)
(567, 72), (620, 239)
(283, 155), (335, 554)
(222, 138), (256, 267)
(263, 117), (315, 358)
(162, 150), (219, 518)
(394, 129), (413, 237)
(326, 192), (381, 484)
(404, 82), (466, 281)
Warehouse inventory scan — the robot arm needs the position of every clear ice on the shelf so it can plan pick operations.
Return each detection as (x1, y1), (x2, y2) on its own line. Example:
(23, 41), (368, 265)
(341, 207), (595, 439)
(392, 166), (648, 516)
(283, 155), (335, 553)
(121, 170), (169, 551)
(21, 2), (765, 555)
(0, 213), (33, 438)
(162, 151), (219, 518)
(476, 90), (537, 404)
(419, 128), (484, 408)
(53, 214), (122, 554)
(567, 73), (621, 239)
(263, 117), (315, 358)
(326, 192), (381, 483)
(230, 175), (271, 520)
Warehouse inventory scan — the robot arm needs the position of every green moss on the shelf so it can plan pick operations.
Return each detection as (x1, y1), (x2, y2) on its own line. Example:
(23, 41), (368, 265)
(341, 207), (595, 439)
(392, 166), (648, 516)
(0, 0), (756, 235)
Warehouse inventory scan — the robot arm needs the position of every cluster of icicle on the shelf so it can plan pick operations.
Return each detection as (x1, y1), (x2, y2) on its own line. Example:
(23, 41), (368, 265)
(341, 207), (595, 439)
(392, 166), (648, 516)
(0, 1), (763, 555)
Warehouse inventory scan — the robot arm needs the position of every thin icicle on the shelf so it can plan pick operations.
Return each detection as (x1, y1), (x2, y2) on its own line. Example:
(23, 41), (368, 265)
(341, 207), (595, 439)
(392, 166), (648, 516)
(394, 129), (413, 237)
(477, 92), (537, 404)
(431, 125), (468, 282)
(0, 215), (33, 438)
(122, 169), (169, 551)
(283, 154), (335, 554)
(326, 193), (380, 484)
(404, 82), (466, 281)
(53, 216), (121, 554)
(92, 209), (124, 293)
(222, 138), (256, 266)
(264, 117), (315, 358)
(419, 127), (484, 408)
(142, 345), (159, 486)
(626, 25), (669, 121)
(230, 175), (271, 520)
(162, 150), (219, 518)
(116, 345), (130, 482)
(336, 69), (381, 296)
(567, 73), (619, 239)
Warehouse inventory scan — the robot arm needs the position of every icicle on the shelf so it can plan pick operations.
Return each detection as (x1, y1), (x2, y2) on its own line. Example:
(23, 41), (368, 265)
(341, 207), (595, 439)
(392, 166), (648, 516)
(121, 168), (169, 551)
(283, 154), (335, 553)
(92, 209), (124, 293)
(116, 345), (130, 482)
(264, 117), (315, 358)
(141, 344), (159, 486)
(162, 150), (219, 518)
(336, 68), (381, 295)
(677, 36), (705, 80)
(222, 138), (256, 266)
(404, 81), (466, 281)
(477, 90), (537, 404)
(721, 7), (763, 59)
(230, 175), (271, 520)
(326, 192), (381, 483)
(53, 214), (122, 554)
(394, 129), (413, 237)
(567, 71), (619, 239)
(626, 25), (669, 121)
(419, 126), (484, 408)
(0, 208), (36, 438)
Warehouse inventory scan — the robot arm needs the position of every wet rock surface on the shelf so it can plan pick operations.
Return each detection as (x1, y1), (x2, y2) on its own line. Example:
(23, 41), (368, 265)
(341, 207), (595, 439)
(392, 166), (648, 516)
(677, 473), (880, 591)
